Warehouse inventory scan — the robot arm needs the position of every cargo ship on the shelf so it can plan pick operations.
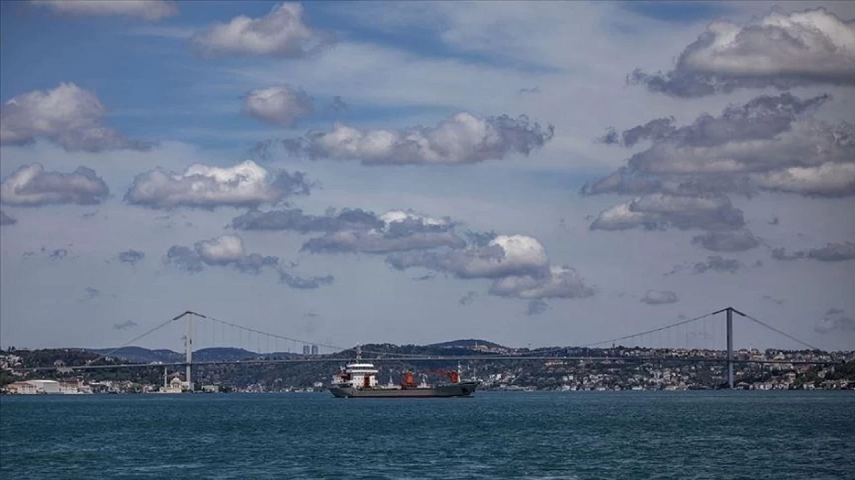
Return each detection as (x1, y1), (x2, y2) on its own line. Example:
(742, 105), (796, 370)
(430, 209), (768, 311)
(329, 353), (479, 398)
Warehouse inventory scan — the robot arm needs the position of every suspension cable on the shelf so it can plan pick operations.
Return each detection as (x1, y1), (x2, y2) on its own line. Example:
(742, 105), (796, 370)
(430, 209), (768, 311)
(85, 316), (178, 365)
(743, 314), (820, 351)
(580, 311), (717, 348)
(200, 314), (445, 359)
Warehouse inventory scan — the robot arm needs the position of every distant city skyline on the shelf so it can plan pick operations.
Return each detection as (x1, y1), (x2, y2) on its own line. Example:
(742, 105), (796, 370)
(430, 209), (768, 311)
(1, 1), (854, 352)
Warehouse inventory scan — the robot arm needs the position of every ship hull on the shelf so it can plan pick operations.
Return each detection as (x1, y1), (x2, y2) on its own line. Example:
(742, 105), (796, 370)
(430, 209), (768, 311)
(329, 381), (479, 398)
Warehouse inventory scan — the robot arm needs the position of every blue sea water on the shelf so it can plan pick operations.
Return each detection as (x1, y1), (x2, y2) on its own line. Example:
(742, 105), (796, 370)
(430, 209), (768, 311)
(1, 391), (853, 479)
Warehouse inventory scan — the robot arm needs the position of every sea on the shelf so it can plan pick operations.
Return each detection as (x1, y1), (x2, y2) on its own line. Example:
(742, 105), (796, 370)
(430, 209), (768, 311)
(1, 391), (853, 479)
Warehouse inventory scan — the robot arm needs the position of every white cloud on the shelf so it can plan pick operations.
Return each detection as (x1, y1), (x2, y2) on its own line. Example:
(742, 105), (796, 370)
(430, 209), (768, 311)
(164, 234), (332, 287)
(0, 210), (17, 226)
(815, 308), (854, 333)
(456, 235), (549, 278)
(195, 235), (246, 264)
(165, 234), (279, 275)
(302, 209), (464, 254)
(490, 266), (595, 300)
(590, 194), (745, 232)
(190, 2), (329, 58)
(691, 230), (761, 252)
(31, 0), (178, 21)
(0, 163), (109, 206)
(1, 83), (148, 152)
(279, 112), (554, 165)
(125, 160), (311, 209)
(386, 234), (595, 299)
(631, 8), (855, 96)
(640, 290), (679, 305)
(751, 163), (855, 197)
(379, 210), (451, 230)
(243, 85), (313, 127)
(585, 94), (855, 198)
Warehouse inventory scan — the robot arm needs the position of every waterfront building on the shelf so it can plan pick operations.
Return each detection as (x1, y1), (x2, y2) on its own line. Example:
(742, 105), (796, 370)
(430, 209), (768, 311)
(4, 382), (38, 394)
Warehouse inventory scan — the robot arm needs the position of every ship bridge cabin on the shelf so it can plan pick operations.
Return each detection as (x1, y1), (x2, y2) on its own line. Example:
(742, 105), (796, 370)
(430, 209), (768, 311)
(333, 362), (379, 389)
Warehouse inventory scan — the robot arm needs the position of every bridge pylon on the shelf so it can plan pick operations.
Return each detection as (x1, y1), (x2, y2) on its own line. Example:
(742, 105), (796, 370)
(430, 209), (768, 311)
(172, 311), (207, 392)
(712, 307), (746, 389)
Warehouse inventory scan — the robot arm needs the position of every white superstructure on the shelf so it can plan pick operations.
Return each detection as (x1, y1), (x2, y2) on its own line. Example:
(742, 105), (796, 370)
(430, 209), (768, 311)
(332, 347), (386, 389)
(333, 361), (379, 389)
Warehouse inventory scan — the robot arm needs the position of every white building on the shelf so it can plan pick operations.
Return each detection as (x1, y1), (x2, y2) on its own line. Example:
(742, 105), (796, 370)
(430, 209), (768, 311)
(26, 380), (60, 394)
(159, 376), (186, 394)
(5, 381), (38, 394)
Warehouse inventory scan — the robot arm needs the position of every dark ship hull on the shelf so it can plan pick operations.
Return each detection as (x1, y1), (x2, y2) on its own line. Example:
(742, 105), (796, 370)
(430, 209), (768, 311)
(329, 381), (479, 398)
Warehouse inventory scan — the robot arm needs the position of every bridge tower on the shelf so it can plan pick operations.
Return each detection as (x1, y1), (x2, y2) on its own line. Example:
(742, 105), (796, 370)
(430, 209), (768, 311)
(173, 311), (204, 392)
(185, 312), (193, 391)
(713, 307), (745, 389)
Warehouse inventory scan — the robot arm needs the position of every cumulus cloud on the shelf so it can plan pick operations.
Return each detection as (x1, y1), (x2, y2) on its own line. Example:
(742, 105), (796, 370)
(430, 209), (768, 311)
(762, 295), (786, 305)
(330, 96), (348, 112)
(387, 235), (549, 279)
(526, 299), (549, 315)
(125, 160), (311, 209)
(640, 290), (679, 305)
(48, 249), (68, 260)
(283, 206), (593, 301)
(599, 117), (677, 147)
(691, 230), (760, 252)
(274, 112), (554, 165)
(584, 93), (855, 198)
(190, 2), (330, 58)
(31, 0), (178, 21)
(387, 235), (594, 300)
(118, 249), (146, 265)
(751, 163), (855, 197)
(0, 164), (109, 206)
(772, 242), (855, 262)
(24, 246), (72, 261)
(692, 256), (742, 274)
(806, 242), (855, 261)
(629, 8), (855, 97)
(590, 194), (745, 231)
(816, 308), (854, 334)
(243, 85), (313, 127)
(459, 291), (478, 306)
(1, 83), (149, 151)
(165, 234), (278, 275)
(278, 271), (334, 289)
(0, 210), (16, 226)
(301, 210), (465, 254)
(666, 255), (744, 275)
(80, 287), (100, 302)
(114, 320), (140, 330)
(489, 266), (595, 300)
(164, 234), (332, 288)
(231, 207), (383, 233)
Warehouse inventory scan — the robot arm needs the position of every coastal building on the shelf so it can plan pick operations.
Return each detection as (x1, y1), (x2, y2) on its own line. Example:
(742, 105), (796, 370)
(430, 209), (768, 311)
(59, 380), (88, 394)
(26, 380), (60, 394)
(311, 345), (318, 355)
(5, 381), (38, 394)
(302, 345), (310, 355)
(155, 370), (189, 394)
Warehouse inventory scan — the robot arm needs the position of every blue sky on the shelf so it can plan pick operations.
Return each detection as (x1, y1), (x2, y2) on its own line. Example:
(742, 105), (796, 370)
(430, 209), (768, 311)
(1, 1), (854, 352)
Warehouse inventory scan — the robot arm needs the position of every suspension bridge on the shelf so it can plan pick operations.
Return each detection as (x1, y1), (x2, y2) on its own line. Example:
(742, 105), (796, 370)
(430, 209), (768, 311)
(18, 306), (839, 390)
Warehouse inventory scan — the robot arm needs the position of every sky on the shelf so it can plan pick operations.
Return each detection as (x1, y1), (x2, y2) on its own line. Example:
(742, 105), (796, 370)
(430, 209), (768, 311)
(1, 0), (854, 353)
